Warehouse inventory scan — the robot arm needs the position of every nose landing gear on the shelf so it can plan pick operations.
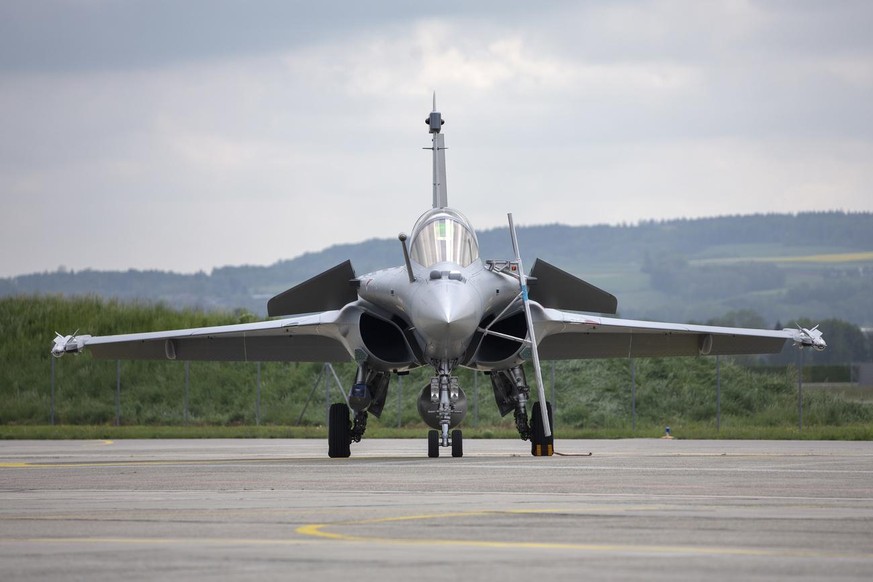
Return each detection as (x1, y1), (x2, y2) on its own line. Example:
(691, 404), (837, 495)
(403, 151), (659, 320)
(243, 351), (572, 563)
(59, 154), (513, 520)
(421, 360), (465, 458)
(428, 428), (463, 458)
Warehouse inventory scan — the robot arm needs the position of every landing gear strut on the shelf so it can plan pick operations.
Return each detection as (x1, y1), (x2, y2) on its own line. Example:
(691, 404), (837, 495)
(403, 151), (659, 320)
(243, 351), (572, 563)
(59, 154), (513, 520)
(422, 360), (465, 458)
(489, 365), (553, 456)
(327, 363), (388, 458)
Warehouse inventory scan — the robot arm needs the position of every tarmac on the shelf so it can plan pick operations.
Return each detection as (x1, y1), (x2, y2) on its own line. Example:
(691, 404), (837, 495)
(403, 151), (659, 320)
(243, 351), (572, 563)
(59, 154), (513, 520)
(1, 438), (872, 581)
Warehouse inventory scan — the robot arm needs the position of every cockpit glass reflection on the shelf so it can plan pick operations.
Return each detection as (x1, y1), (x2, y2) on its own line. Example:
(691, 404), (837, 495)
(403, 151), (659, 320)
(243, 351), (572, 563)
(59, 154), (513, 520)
(409, 209), (480, 268)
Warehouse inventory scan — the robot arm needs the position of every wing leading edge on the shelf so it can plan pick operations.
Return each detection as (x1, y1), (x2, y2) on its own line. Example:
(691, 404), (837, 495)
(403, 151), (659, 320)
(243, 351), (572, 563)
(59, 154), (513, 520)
(53, 311), (353, 362)
(532, 305), (804, 359)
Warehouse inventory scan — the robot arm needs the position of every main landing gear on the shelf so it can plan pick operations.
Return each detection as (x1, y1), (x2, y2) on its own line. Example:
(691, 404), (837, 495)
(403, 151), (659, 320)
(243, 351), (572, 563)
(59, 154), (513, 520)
(328, 362), (551, 458)
(327, 363), (386, 458)
(328, 402), (367, 458)
(489, 365), (554, 457)
(329, 360), (468, 459)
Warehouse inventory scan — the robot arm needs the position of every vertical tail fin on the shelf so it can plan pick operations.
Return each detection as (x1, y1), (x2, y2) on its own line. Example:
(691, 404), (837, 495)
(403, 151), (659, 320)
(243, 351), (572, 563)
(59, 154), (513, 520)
(426, 93), (448, 208)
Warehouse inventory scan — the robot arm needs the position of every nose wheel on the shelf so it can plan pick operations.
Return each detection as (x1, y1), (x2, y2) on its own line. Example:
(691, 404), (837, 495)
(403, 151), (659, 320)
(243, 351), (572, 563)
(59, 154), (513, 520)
(427, 428), (463, 458)
(428, 429), (439, 457)
(451, 429), (463, 457)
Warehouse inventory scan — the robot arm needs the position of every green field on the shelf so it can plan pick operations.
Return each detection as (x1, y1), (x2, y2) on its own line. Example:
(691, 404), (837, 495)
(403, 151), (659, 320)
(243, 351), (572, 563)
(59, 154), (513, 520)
(3, 423), (872, 441)
(2, 296), (872, 439)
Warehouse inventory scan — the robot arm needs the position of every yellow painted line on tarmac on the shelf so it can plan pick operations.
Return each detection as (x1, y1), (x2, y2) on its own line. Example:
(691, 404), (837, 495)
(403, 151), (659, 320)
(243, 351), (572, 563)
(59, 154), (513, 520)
(3, 510), (872, 559)
(5, 531), (869, 561)
(295, 510), (873, 560)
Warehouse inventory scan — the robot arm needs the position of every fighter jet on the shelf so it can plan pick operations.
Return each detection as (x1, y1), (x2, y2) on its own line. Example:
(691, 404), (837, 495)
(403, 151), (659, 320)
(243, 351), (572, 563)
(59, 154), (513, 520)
(52, 100), (826, 458)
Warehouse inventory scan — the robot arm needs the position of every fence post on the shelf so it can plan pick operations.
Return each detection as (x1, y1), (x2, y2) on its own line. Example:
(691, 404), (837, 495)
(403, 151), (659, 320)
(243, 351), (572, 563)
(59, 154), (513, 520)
(716, 355), (721, 432)
(630, 358), (636, 432)
(297, 364), (325, 425)
(50, 357), (56, 426)
(256, 361), (261, 426)
(184, 361), (190, 425)
(473, 372), (479, 427)
(396, 374), (402, 428)
(325, 364), (330, 426)
(798, 349), (804, 431)
(115, 360), (121, 426)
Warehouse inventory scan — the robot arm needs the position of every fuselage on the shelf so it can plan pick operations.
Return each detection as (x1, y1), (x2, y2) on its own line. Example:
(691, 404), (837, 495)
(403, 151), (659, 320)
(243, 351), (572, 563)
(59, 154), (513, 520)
(356, 207), (522, 368)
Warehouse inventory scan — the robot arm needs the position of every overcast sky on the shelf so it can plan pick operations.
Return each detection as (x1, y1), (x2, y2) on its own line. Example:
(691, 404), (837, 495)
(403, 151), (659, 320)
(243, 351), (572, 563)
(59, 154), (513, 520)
(2, 0), (872, 277)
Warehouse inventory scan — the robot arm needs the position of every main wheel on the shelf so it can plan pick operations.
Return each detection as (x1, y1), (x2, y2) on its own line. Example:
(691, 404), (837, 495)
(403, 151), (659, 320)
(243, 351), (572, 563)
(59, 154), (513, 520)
(451, 429), (463, 458)
(530, 401), (554, 457)
(428, 429), (440, 458)
(328, 402), (351, 458)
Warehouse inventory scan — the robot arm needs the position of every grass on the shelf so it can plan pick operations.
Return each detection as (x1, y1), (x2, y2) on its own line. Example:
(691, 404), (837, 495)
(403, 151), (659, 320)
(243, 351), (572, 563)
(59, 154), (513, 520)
(3, 297), (872, 441)
(0, 425), (320, 440)
(3, 423), (871, 441)
(805, 384), (873, 403)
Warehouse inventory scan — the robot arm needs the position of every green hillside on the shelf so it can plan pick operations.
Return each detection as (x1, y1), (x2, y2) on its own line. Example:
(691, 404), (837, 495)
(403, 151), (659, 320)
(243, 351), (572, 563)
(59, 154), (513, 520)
(3, 212), (872, 326)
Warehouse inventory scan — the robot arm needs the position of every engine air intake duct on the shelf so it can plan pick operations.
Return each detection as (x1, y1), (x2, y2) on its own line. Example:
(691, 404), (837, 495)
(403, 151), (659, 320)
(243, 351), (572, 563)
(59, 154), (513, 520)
(476, 312), (527, 363)
(359, 313), (414, 365)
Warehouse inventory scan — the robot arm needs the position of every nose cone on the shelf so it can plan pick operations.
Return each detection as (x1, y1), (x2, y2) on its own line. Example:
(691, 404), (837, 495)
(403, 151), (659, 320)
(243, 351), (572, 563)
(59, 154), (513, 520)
(411, 281), (482, 360)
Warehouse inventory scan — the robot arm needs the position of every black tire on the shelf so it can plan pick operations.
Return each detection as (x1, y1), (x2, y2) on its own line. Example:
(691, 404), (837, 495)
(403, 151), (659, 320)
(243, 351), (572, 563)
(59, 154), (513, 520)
(451, 429), (463, 458)
(328, 403), (351, 458)
(428, 429), (440, 458)
(530, 401), (554, 457)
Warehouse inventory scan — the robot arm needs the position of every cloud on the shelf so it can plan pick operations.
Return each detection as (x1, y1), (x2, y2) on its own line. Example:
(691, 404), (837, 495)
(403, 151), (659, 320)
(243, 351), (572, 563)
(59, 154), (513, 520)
(1, 1), (872, 277)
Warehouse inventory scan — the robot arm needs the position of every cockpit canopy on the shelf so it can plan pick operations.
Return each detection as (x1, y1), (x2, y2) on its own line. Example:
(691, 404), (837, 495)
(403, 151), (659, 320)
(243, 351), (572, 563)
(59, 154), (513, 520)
(409, 208), (480, 268)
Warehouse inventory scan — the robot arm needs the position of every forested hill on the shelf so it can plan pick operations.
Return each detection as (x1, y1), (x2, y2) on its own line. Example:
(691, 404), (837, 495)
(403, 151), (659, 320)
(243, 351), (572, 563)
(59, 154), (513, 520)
(3, 211), (872, 326)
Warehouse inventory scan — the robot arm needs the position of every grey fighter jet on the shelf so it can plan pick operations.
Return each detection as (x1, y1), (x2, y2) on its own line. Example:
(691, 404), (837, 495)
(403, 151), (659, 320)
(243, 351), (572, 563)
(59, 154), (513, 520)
(52, 100), (827, 458)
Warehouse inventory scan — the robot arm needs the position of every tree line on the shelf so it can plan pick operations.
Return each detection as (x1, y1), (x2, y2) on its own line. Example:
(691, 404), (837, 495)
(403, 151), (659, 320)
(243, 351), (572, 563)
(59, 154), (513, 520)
(2, 212), (872, 325)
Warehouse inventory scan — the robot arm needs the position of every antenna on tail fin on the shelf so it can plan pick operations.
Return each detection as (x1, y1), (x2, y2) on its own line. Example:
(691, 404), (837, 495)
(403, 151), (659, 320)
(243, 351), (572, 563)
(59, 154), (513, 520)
(425, 92), (448, 208)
